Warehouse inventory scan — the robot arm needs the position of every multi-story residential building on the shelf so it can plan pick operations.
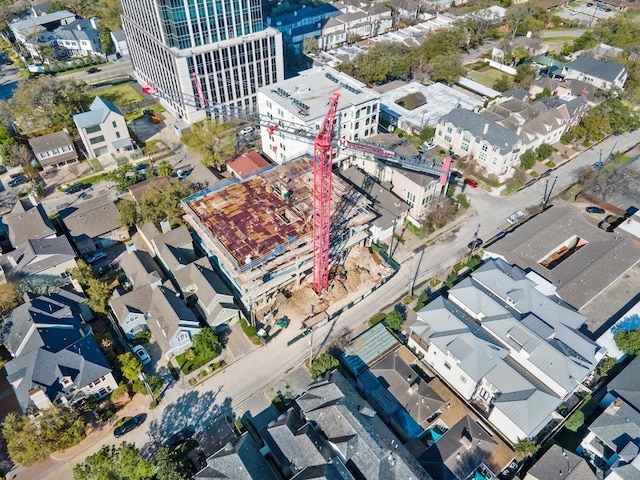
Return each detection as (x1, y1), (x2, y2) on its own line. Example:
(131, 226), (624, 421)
(258, 66), (381, 163)
(409, 258), (605, 443)
(121, 0), (285, 124)
(3, 287), (117, 413)
(562, 58), (628, 91)
(74, 96), (132, 158)
(28, 130), (78, 168)
(435, 108), (523, 177)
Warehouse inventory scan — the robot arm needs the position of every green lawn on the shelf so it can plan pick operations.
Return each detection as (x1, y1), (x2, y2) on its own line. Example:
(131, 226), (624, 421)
(175, 349), (217, 374)
(84, 83), (145, 110)
(468, 68), (510, 89)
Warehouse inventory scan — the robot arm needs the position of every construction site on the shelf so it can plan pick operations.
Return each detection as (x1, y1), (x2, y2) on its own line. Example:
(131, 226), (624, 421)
(183, 154), (396, 325)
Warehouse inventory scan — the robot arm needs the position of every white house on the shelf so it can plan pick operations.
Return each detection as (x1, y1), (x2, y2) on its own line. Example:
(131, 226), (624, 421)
(74, 96), (132, 158)
(562, 58), (628, 91)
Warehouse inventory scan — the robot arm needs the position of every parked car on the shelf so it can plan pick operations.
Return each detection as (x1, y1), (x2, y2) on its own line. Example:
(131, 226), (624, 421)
(494, 230), (507, 240)
(468, 238), (483, 249)
(8, 176), (27, 187)
(239, 126), (254, 135)
(166, 427), (195, 448)
(86, 251), (106, 264)
(86, 67), (100, 74)
(65, 183), (88, 194)
(506, 211), (526, 225)
(0, 165), (7, 174)
(586, 206), (605, 214)
(114, 416), (142, 438)
(176, 169), (191, 179)
(464, 178), (478, 188)
(133, 345), (151, 365)
(592, 161), (604, 171)
(135, 163), (148, 172)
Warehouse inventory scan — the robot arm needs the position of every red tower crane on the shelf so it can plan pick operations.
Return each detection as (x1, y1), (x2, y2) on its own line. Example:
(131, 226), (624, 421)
(312, 92), (340, 294)
(141, 79), (450, 296)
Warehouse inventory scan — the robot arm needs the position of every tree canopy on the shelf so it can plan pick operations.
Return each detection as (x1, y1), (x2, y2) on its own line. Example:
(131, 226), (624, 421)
(310, 353), (339, 379)
(138, 179), (197, 228)
(192, 327), (219, 357)
(118, 352), (143, 382)
(154, 446), (194, 480)
(615, 329), (640, 356)
(385, 310), (405, 331)
(182, 119), (236, 168)
(73, 443), (154, 480)
(0, 77), (84, 133)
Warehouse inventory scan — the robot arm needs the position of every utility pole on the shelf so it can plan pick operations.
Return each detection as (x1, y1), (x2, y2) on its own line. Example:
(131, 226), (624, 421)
(308, 329), (314, 367)
(470, 224), (481, 258)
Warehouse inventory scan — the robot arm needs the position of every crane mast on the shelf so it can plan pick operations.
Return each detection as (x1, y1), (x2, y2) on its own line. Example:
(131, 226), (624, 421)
(313, 93), (340, 294)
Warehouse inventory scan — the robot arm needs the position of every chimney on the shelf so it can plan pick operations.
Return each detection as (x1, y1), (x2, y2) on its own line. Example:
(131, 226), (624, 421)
(483, 123), (489, 134)
(90, 17), (99, 30)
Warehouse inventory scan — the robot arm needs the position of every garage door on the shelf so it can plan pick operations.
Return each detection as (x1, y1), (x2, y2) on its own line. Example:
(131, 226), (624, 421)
(94, 147), (109, 156)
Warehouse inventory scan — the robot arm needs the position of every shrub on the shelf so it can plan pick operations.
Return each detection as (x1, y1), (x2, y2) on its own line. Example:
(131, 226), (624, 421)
(520, 150), (536, 169)
(385, 311), (404, 331)
(310, 353), (339, 379)
(369, 312), (387, 326)
(536, 143), (554, 160)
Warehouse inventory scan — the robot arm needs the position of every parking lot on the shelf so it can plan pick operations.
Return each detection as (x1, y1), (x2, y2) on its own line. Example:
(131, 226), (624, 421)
(553, 1), (618, 26)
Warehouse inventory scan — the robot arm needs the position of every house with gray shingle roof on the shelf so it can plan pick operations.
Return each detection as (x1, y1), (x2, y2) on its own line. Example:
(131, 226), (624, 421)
(581, 398), (640, 475)
(28, 130), (78, 168)
(0, 200), (77, 294)
(50, 17), (101, 57)
(524, 444), (596, 480)
(435, 108), (524, 177)
(2, 287), (116, 413)
(562, 57), (627, 90)
(604, 357), (640, 411)
(58, 196), (129, 255)
(418, 415), (498, 480)
(296, 370), (431, 480)
(74, 96), (132, 159)
(193, 432), (278, 480)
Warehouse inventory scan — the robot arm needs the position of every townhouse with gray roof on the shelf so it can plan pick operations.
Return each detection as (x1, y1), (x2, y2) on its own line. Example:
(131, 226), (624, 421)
(562, 57), (628, 91)
(28, 130), (78, 168)
(296, 370), (432, 480)
(409, 258), (605, 443)
(524, 444), (596, 480)
(0, 200), (77, 293)
(483, 206), (640, 312)
(58, 196), (129, 255)
(2, 287), (117, 413)
(111, 245), (200, 358)
(74, 96), (132, 159)
(193, 432), (278, 480)
(435, 108), (523, 177)
(418, 415), (498, 480)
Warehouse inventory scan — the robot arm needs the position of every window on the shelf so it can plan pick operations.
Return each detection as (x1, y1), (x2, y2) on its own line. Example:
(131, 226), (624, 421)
(61, 271), (71, 279)
(461, 143), (469, 152)
(447, 126), (452, 134)
(460, 375), (467, 383)
(444, 135), (452, 143)
(89, 135), (105, 145)
(479, 152), (487, 161)
(112, 121), (117, 128)
(444, 361), (451, 370)
(116, 132), (121, 139)
(481, 144), (488, 152)
(85, 125), (101, 134)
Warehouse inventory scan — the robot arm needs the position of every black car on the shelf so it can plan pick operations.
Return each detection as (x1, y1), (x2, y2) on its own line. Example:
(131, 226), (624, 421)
(8, 176), (27, 187)
(135, 163), (148, 172)
(166, 426), (195, 448)
(114, 416), (142, 438)
(86, 67), (100, 74)
(0, 165), (7, 174)
(494, 231), (507, 240)
(467, 238), (483, 249)
(65, 183), (88, 194)
(586, 206), (605, 214)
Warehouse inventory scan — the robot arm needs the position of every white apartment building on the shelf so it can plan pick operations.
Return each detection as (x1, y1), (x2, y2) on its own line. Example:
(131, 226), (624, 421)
(258, 66), (381, 163)
(74, 96), (132, 158)
(121, 0), (285, 124)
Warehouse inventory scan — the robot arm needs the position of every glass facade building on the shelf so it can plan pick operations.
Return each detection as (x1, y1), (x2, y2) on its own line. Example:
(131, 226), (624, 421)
(121, 0), (284, 123)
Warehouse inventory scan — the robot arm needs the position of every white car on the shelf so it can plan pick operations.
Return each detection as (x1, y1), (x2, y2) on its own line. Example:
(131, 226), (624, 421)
(507, 211), (526, 225)
(240, 126), (254, 135)
(132, 345), (151, 365)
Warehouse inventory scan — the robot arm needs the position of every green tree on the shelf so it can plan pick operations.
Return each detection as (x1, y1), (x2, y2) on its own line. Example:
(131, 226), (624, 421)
(385, 310), (405, 331)
(138, 179), (196, 227)
(514, 438), (539, 459)
(118, 352), (143, 382)
(520, 149), (536, 169)
(429, 55), (465, 85)
(156, 159), (173, 177)
(419, 126), (436, 142)
(564, 410), (584, 432)
(416, 291), (429, 310)
(98, 24), (114, 55)
(85, 278), (112, 314)
(39, 405), (86, 452)
(615, 329), (640, 356)
(1, 413), (49, 466)
(596, 356), (619, 378)
(73, 443), (154, 480)
(444, 272), (458, 289)
(70, 259), (96, 286)
(182, 119), (236, 169)
(108, 161), (135, 192)
(116, 199), (138, 228)
(96, 0), (123, 31)
(512, 44), (530, 64)
(534, 87), (552, 100)
(535, 143), (554, 160)
(192, 326), (219, 357)
(310, 353), (339, 379)
(514, 63), (537, 89)
(493, 75), (513, 93)
(154, 446), (194, 480)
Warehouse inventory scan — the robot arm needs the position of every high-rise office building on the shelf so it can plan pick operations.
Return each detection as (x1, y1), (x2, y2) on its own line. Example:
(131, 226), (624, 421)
(121, 0), (284, 124)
